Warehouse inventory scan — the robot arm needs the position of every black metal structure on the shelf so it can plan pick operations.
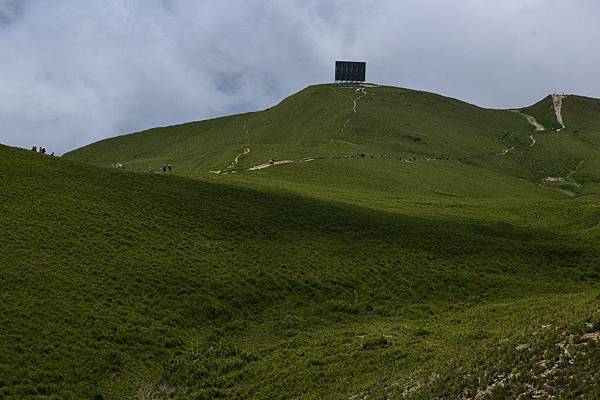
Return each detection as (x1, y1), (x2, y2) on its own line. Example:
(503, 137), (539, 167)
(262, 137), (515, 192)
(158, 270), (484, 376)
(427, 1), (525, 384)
(335, 61), (366, 83)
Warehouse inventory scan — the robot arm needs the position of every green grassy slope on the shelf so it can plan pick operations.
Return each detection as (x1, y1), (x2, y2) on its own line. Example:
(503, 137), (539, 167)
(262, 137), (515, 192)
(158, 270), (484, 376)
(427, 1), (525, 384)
(7, 83), (600, 398)
(520, 96), (562, 131)
(1, 144), (599, 399)
(558, 95), (600, 188)
(64, 84), (600, 209)
(64, 85), (534, 173)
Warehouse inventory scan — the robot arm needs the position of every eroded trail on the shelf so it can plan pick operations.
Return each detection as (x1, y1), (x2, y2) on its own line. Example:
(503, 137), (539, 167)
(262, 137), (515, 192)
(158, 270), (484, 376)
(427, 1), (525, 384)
(529, 135), (536, 147)
(228, 147), (250, 169)
(353, 91), (366, 113)
(209, 147), (250, 174)
(341, 89), (367, 133)
(522, 114), (545, 131)
(498, 146), (515, 156)
(249, 160), (293, 171)
(511, 111), (544, 149)
(248, 157), (318, 171)
(552, 94), (566, 128)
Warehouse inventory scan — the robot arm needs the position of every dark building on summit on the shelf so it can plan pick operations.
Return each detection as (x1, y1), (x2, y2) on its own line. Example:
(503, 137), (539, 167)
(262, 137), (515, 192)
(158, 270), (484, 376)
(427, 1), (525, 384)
(335, 61), (366, 83)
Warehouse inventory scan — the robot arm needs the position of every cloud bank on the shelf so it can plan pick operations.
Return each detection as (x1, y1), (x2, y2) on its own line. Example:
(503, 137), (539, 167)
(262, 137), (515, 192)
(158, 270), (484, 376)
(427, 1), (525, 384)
(1, 0), (600, 154)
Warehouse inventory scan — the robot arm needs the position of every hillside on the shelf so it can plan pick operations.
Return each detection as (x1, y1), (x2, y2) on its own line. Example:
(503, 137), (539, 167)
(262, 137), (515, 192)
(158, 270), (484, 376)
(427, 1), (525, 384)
(1, 140), (599, 399)
(66, 84), (536, 171)
(5, 84), (600, 399)
(64, 85), (600, 210)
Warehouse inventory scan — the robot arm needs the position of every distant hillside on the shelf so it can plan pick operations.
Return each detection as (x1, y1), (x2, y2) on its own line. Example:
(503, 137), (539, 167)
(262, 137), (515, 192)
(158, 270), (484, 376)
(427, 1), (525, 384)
(63, 85), (600, 207)
(1, 144), (599, 399)
(65, 85), (534, 169)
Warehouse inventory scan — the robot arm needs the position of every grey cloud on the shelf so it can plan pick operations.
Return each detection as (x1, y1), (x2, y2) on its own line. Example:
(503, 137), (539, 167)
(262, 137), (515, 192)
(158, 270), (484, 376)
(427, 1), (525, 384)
(0, 0), (25, 26)
(1, 0), (600, 154)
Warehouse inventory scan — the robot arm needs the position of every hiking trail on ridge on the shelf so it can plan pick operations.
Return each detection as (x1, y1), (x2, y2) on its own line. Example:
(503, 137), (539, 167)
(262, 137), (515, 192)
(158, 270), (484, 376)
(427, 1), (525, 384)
(552, 94), (566, 129)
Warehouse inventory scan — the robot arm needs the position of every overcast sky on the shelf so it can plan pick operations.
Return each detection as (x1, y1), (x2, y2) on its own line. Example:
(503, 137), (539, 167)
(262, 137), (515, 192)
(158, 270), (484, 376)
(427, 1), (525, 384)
(2, 0), (600, 154)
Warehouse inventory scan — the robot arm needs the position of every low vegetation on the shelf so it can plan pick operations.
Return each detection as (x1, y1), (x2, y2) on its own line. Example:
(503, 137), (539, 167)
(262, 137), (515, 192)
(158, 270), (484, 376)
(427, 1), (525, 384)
(2, 84), (600, 398)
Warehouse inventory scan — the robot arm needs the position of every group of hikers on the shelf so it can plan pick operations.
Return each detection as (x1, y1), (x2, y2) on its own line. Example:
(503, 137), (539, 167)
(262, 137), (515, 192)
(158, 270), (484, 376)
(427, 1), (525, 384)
(112, 163), (173, 173)
(31, 145), (54, 156)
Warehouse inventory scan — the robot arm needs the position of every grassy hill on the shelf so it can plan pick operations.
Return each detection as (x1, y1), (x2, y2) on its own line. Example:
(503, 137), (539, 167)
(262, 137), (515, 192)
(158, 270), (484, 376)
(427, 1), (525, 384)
(64, 84), (600, 206)
(3, 84), (600, 398)
(2, 143), (599, 399)
(65, 85), (535, 173)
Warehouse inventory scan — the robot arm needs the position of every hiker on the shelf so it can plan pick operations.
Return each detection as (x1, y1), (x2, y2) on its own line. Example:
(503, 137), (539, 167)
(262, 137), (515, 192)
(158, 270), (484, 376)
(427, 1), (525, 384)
(31, 145), (37, 152)
(162, 165), (167, 173)
(41, 147), (46, 155)
(167, 164), (172, 172)
(50, 152), (55, 157)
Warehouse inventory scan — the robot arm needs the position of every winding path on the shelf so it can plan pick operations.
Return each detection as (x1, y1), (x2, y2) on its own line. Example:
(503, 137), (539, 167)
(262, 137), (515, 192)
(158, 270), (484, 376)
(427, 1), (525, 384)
(227, 147), (250, 169)
(529, 135), (536, 147)
(342, 89), (367, 133)
(353, 91), (366, 113)
(209, 147), (250, 174)
(511, 111), (544, 149)
(212, 94), (571, 176)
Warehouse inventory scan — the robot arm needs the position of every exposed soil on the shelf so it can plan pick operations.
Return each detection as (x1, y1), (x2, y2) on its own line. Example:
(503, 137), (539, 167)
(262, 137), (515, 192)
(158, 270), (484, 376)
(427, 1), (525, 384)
(248, 160), (294, 171)
(227, 147), (250, 169)
(342, 89), (367, 133)
(511, 111), (544, 149)
(552, 94), (566, 128)
(529, 135), (536, 147)
(209, 147), (250, 175)
(498, 146), (515, 156)
(522, 114), (545, 131)
(353, 90), (366, 113)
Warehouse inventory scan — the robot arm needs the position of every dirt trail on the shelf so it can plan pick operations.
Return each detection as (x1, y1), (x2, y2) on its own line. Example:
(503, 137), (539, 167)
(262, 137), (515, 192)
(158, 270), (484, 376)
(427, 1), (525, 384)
(498, 146), (515, 156)
(342, 89), (367, 133)
(529, 135), (536, 147)
(510, 111), (544, 149)
(208, 147), (250, 175)
(248, 157), (321, 171)
(552, 94), (566, 128)
(227, 147), (250, 169)
(522, 114), (545, 131)
(353, 91), (366, 113)
(248, 160), (293, 171)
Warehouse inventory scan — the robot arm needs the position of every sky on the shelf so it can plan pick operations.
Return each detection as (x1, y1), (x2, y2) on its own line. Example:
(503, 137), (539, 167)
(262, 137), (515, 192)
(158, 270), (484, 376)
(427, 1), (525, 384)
(2, 0), (600, 154)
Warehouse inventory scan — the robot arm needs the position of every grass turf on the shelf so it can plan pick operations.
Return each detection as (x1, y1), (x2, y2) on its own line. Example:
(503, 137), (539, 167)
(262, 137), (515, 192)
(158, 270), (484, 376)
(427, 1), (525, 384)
(3, 84), (600, 398)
